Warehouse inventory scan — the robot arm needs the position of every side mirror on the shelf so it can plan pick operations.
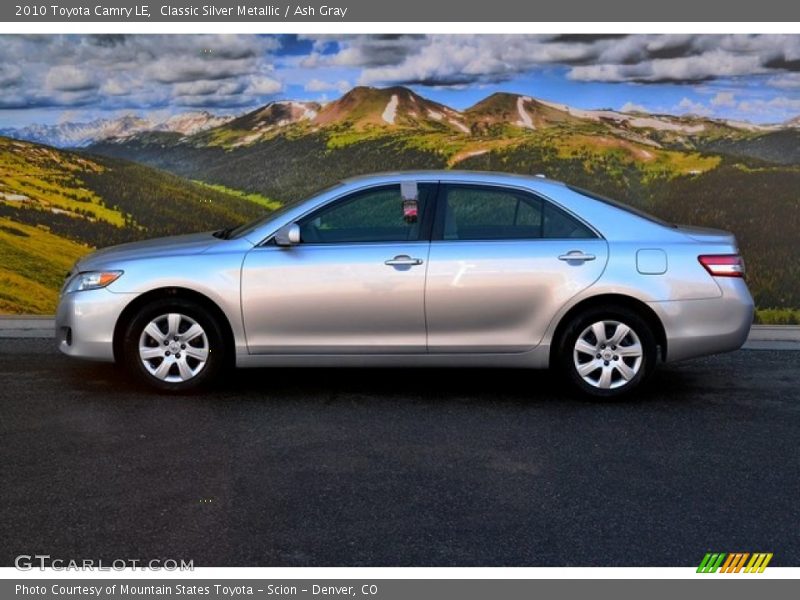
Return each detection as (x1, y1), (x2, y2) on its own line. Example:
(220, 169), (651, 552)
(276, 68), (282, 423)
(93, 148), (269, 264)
(274, 223), (301, 246)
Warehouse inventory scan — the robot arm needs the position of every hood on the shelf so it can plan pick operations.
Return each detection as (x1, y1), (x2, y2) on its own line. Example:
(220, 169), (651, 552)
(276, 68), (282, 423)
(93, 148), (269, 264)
(77, 231), (221, 270)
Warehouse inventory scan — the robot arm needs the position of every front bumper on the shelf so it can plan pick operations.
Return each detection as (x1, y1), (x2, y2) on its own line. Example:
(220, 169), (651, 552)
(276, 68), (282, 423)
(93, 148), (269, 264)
(649, 277), (755, 363)
(55, 289), (137, 362)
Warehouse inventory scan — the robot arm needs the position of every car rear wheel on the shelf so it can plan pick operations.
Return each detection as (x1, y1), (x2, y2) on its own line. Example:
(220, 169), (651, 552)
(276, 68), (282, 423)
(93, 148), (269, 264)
(558, 306), (657, 398)
(122, 298), (226, 392)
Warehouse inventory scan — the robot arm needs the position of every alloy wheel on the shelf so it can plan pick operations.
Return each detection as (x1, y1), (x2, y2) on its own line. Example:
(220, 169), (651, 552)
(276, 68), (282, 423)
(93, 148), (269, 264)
(138, 313), (209, 383)
(572, 320), (643, 390)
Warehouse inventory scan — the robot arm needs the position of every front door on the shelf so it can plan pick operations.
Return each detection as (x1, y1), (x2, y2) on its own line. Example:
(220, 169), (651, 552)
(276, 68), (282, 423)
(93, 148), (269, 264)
(241, 183), (436, 354)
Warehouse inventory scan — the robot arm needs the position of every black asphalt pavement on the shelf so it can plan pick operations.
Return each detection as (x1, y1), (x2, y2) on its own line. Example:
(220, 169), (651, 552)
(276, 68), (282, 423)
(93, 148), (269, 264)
(1, 339), (798, 567)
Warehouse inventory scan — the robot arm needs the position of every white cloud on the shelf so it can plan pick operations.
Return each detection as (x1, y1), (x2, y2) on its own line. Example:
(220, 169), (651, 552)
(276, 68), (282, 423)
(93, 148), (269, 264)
(0, 34), (283, 110)
(711, 92), (736, 107)
(620, 101), (648, 113)
(0, 64), (22, 86)
(99, 79), (132, 96)
(147, 57), (256, 84)
(569, 51), (766, 83)
(305, 78), (351, 93)
(676, 97), (713, 116)
(44, 65), (96, 92)
(768, 73), (800, 89)
(174, 79), (247, 97)
(304, 34), (800, 86)
(1, 33), (800, 120)
(245, 75), (283, 95)
(738, 96), (800, 113)
(300, 35), (424, 69)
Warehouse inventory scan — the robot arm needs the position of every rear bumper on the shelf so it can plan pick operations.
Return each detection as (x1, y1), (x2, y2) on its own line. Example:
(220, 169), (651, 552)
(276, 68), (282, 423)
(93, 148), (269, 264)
(55, 289), (136, 362)
(649, 278), (754, 363)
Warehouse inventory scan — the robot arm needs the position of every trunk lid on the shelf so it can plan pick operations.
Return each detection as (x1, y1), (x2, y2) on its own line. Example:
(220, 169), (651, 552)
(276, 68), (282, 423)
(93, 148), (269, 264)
(676, 225), (738, 247)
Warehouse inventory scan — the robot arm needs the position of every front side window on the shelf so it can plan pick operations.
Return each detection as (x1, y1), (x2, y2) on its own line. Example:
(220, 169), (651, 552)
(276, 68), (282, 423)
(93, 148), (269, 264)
(299, 184), (434, 244)
(440, 185), (596, 240)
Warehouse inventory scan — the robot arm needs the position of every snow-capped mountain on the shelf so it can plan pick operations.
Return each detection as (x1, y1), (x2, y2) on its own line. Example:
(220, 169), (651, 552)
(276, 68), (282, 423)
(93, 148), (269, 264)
(311, 86), (469, 132)
(4, 86), (795, 153)
(191, 87), (792, 149)
(155, 111), (235, 136)
(226, 100), (322, 131)
(0, 111), (234, 148)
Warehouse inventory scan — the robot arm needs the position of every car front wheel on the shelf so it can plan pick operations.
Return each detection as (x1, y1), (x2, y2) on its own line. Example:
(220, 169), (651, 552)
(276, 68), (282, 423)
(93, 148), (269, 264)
(122, 298), (226, 392)
(558, 306), (657, 398)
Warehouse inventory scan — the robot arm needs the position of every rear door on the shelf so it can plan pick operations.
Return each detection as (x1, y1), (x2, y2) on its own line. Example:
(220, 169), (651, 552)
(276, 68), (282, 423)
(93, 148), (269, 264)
(425, 183), (608, 353)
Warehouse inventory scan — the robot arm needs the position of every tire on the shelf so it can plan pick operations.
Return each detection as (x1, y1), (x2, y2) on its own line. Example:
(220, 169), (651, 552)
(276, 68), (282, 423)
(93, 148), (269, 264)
(556, 305), (657, 399)
(122, 298), (227, 392)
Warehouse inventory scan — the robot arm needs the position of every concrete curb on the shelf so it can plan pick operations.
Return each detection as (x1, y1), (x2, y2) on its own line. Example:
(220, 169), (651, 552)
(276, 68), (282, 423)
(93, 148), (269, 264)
(0, 316), (55, 338)
(2, 317), (799, 350)
(744, 325), (800, 350)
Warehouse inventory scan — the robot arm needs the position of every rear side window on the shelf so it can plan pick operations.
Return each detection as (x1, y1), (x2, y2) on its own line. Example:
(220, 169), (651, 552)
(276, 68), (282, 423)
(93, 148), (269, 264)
(439, 185), (596, 240)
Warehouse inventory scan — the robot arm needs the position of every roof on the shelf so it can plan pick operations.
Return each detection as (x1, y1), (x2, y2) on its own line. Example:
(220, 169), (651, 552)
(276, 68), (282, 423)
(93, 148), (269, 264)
(340, 170), (566, 188)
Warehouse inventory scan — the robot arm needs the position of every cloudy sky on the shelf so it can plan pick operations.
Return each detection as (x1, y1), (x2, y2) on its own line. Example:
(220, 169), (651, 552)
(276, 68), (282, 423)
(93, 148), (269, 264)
(1, 34), (799, 127)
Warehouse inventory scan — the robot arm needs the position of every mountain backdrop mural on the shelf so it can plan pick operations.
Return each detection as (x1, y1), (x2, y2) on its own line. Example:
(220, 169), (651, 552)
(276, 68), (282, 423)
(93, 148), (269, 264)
(1, 35), (799, 319)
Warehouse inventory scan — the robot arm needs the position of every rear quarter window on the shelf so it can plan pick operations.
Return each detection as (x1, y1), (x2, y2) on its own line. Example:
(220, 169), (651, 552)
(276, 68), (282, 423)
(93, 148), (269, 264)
(567, 185), (674, 228)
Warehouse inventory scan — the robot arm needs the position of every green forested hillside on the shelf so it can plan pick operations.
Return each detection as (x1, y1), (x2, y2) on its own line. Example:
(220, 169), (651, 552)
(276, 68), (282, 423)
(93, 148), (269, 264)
(698, 130), (800, 165)
(654, 164), (800, 312)
(0, 136), (269, 313)
(91, 126), (800, 311)
(0, 216), (89, 314)
(8, 86), (800, 315)
(92, 132), (449, 203)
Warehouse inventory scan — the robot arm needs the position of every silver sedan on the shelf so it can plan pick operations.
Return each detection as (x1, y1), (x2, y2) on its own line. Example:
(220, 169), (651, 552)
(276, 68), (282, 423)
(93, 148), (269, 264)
(56, 171), (754, 397)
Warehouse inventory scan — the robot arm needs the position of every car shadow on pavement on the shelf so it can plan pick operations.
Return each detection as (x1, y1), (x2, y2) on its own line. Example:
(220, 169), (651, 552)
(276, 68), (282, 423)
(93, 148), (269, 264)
(60, 357), (698, 407)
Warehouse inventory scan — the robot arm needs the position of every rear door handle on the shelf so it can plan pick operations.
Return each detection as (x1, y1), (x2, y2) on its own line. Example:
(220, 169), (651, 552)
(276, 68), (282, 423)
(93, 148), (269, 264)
(558, 251), (596, 262)
(385, 255), (423, 266)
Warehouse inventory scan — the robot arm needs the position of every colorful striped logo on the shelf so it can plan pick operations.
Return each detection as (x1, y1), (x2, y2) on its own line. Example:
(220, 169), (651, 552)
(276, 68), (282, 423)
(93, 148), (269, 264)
(697, 553), (773, 573)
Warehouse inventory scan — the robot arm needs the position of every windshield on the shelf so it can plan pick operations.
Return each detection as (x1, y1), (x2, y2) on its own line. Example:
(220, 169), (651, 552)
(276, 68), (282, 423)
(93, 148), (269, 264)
(567, 185), (676, 228)
(222, 182), (345, 240)
(221, 201), (298, 240)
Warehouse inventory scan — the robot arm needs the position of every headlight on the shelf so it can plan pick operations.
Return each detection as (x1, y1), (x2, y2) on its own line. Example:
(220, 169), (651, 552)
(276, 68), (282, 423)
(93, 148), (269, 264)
(64, 270), (123, 293)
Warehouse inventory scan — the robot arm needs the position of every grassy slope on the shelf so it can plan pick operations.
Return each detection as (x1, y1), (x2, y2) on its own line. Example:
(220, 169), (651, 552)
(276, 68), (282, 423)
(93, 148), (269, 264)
(0, 217), (89, 313)
(77, 155), (267, 237)
(0, 137), (276, 314)
(190, 180), (281, 210)
(0, 137), (123, 226)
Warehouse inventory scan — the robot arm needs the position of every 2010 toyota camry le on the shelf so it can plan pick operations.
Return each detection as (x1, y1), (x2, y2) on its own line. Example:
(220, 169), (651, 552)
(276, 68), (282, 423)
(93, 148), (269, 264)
(56, 171), (754, 397)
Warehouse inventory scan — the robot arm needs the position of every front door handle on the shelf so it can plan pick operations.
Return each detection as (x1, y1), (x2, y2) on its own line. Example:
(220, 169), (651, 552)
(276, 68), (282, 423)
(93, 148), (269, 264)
(385, 255), (423, 267)
(558, 251), (596, 262)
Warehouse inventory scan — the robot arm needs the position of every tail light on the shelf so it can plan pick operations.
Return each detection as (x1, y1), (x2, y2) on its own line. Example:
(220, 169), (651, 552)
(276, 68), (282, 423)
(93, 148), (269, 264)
(698, 254), (745, 277)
